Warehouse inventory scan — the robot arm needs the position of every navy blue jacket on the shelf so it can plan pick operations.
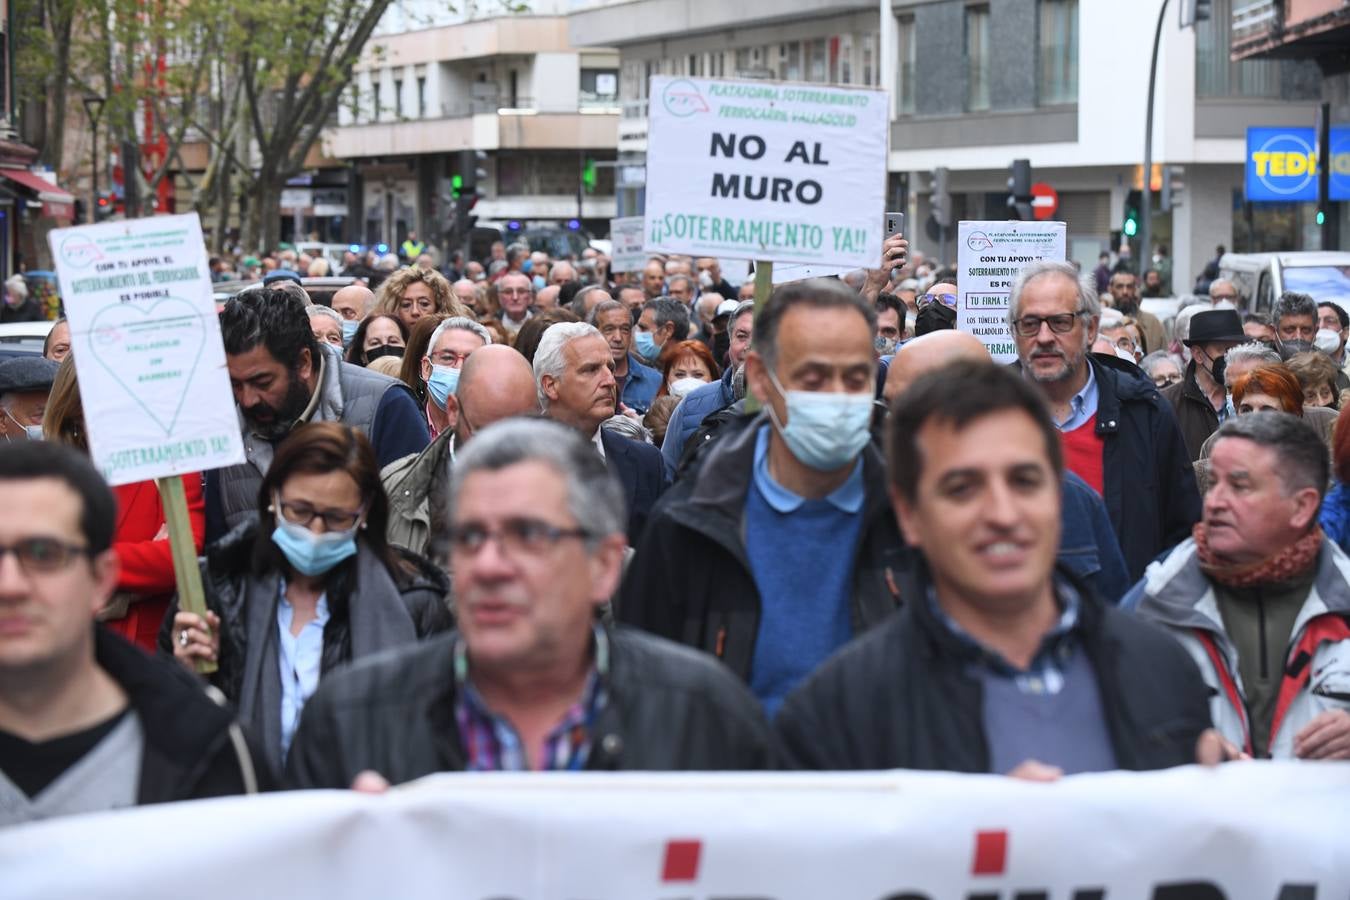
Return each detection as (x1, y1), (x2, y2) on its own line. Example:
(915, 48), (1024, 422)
(601, 427), (667, 545)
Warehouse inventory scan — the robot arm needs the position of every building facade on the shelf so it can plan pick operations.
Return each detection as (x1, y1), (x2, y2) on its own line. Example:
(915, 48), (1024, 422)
(325, 0), (620, 252)
(569, 0), (1335, 292)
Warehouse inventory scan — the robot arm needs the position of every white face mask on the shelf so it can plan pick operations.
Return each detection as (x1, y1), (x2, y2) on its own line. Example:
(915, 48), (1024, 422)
(698, 270), (714, 289)
(668, 377), (706, 398)
(1315, 328), (1342, 355)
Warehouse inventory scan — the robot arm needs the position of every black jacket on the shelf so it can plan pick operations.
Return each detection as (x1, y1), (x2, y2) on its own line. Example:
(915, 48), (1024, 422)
(1019, 354), (1200, 580)
(600, 427), (667, 545)
(775, 566), (1212, 772)
(618, 413), (910, 681)
(1160, 362), (1221, 463)
(156, 517), (453, 704)
(285, 626), (775, 787)
(96, 627), (272, 803)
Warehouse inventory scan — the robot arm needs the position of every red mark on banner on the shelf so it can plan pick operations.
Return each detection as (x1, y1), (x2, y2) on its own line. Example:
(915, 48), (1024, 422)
(661, 840), (702, 882)
(971, 830), (1008, 876)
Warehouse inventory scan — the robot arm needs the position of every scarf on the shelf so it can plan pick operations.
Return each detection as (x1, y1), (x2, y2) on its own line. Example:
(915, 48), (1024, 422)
(1193, 522), (1322, 589)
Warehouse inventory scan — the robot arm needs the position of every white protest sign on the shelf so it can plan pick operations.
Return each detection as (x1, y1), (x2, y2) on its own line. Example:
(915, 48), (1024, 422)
(608, 216), (646, 273)
(957, 220), (1067, 364)
(48, 214), (244, 486)
(644, 76), (887, 268)
(5, 765), (1349, 899)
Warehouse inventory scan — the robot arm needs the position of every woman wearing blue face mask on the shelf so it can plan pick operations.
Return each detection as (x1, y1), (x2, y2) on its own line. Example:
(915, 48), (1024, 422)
(163, 422), (452, 773)
(420, 316), (492, 440)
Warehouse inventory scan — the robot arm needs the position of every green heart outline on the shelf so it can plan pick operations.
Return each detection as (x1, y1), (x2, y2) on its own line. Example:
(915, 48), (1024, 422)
(87, 296), (206, 437)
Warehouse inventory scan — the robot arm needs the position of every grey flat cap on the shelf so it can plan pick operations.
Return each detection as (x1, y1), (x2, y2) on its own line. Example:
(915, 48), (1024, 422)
(0, 356), (59, 394)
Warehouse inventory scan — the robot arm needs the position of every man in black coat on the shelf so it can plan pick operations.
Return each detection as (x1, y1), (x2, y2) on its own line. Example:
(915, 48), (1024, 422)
(287, 420), (772, 788)
(0, 444), (267, 827)
(533, 321), (665, 545)
(1010, 260), (1200, 580)
(777, 361), (1216, 775)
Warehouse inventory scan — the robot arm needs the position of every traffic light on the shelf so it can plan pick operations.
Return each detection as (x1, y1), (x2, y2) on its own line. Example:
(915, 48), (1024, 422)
(931, 166), (952, 229)
(1006, 159), (1033, 220)
(1160, 166), (1185, 212)
(582, 158), (598, 194)
(95, 192), (114, 221)
(1123, 189), (1142, 237)
(458, 148), (487, 197)
(450, 174), (463, 199)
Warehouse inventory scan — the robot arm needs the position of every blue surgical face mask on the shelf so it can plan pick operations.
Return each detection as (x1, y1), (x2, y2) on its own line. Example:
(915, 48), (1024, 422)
(271, 515), (359, 577)
(24, 425), (43, 441)
(764, 369), (874, 471)
(426, 364), (460, 410)
(532, 274), (546, 291)
(521, 259), (533, 274)
(634, 330), (661, 364)
(341, 319), (359, 347)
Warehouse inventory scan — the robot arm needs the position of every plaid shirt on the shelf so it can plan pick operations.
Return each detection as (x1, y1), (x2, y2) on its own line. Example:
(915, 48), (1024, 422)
(453, 626), (610, 772)
(927, 579), (1082, 696)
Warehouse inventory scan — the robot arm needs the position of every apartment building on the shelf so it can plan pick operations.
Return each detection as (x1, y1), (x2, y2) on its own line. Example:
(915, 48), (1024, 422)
(569, 0), (1330, 290)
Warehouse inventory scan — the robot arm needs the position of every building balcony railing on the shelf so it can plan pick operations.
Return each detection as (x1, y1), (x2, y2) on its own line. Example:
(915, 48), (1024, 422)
(1231, 0), (1280, 58)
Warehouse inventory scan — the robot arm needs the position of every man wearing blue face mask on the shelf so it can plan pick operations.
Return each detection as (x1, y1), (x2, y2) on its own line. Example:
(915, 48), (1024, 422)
(0, 357), (58, 444)
(619, 279), (909, 715)
(634, 298), (690, 367)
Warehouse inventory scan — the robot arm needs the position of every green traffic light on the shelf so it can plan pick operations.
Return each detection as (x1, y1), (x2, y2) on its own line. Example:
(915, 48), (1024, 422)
(1316, 210), (1326, 226)
(1123, 219), (1138, 237)
(451, 174), (463, 199)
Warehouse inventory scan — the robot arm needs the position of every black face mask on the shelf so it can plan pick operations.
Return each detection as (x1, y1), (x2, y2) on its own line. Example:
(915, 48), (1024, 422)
(364, 344), (405, 364)
(915, 303), (956, 336)
(1208, 352), (1226, 387)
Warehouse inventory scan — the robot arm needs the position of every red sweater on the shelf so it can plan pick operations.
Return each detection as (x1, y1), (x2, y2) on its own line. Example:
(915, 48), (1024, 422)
(105, 475), (206, 652)
(1059, 414), (1105, 495)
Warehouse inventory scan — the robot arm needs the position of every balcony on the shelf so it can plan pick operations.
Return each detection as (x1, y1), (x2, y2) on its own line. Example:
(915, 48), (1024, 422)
(1232, 0), (1350, 61)
(325, 107), (618, 159)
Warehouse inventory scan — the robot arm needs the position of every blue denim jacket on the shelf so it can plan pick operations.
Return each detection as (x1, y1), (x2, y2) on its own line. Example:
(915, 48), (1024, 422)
(1059, 470), (1131, 605)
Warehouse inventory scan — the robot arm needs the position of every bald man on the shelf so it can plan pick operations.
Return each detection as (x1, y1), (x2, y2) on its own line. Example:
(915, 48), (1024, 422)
(536, 284), (561, 311)
(884, 330), (1131, 603)
(381, 344), (541, 558)
(331, 284), (376, 346)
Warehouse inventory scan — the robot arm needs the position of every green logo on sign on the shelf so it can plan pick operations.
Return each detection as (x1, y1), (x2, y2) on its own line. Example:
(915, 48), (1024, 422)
(87, 297), (206, 436)
(662, 79), (709, 117)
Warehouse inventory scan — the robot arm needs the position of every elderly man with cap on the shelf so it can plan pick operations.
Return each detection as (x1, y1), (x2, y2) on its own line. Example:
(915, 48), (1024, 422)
(0, 357), (58, 442)
(1161, 308), (1248, 462)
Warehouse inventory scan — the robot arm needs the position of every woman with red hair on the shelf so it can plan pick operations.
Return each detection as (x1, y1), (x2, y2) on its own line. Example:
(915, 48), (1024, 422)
(1196, 363), (1336, 491)
(656, 340), (722, 400)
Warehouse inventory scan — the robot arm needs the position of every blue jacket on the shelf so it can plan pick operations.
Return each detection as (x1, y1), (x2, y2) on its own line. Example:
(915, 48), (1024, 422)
(1060, 470), (1131, 605)
(660, 367), (736, 479)
(600, 427), (667, 545)
(1321, 481), (1350, 552)
(620, 353), (662, 415)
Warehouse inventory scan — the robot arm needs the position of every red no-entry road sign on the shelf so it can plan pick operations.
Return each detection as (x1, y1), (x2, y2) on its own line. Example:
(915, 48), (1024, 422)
(1030, 182), (1058, 220)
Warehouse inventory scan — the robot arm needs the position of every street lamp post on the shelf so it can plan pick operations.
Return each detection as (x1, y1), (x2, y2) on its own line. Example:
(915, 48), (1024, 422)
(81, 95), (106, 224)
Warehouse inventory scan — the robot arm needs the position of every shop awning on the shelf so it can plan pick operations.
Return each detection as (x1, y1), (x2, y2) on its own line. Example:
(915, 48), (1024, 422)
(0, 168), (75, 220)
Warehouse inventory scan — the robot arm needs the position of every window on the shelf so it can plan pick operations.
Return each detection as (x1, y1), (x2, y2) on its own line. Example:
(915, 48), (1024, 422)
(1038, 0), (1077, 104)
(393, 78), (403, 119)
(807, 39), (827, 83)
(965, 6), (990, 111)
(862, 33), (876, 86)
(416, 77), (426, 118)
(896, 16), (916, 114)
(581, 69), (619, 107)
(782, 42), (802, 81)
(1195, 0), (1318, 99)
(839, 35), (853, 84)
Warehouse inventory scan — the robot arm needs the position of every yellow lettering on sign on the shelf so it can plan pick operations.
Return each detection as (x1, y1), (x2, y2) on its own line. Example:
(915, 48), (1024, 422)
(1252, 152), (1271, 176)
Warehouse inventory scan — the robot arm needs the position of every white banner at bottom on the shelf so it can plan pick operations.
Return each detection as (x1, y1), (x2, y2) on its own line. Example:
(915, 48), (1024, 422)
(2, 764), (1348, 898)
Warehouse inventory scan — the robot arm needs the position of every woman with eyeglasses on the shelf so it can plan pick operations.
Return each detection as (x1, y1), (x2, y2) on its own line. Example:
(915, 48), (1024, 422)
(163, 422), (451, 772)
(1139, 350), (1184, 389)
(42, 357), (206, 653)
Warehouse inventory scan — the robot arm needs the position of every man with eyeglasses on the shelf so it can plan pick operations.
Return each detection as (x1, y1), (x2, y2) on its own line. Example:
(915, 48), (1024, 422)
(496, 271), (535, 337)
(286, 419), (774, 788)
(914, 282), (958, 337)
(1010, 260), (1199, 581)
(0, 443), (267, 826)
(1161, 309), (1248, 463)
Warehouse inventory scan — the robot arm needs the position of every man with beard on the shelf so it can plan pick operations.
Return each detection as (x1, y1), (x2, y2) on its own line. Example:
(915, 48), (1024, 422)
(1012, 261), (1199, 581)
(206, 288), (428, 540)
(1107, 271), (1165, 355)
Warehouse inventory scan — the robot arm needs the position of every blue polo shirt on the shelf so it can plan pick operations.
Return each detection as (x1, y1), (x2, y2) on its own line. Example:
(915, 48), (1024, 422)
(620, 353), (662, 415)
(744, 426), (865, 716)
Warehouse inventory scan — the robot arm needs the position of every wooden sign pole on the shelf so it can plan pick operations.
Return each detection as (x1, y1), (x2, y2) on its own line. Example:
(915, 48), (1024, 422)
(156, 476), (216, 676)
(744, 259), (773, 413)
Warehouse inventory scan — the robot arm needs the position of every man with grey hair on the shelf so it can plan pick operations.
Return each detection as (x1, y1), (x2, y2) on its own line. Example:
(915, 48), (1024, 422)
(1010, 259), (1199, 580)
(305, 305), (344, 348)
(1273, 291), (1318, 347)
(1128, 412), (1350, 761)
(590, 298), (660, 415)
(634, 298), (691, 366)
(287, 418), (774, 787)
(534, 322), (665, 544)
(382, 344), (540, 559)
(2, 275), (42, 322)
(420, 316), (493, 440)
